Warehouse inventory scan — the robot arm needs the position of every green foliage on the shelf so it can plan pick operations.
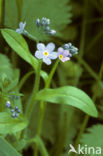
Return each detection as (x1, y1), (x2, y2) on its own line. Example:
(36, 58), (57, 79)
(35, 86), (98, 117)
(21, 0), (72, 40)
(0, 53), (13, 80)
(81, 124), (103, 155)
(0, 53), (23, 112)
(0, 112), (27, 134)
(81, 124), (103, 146)
(4, 0), (72, 41)
(0, 137), (21, 156)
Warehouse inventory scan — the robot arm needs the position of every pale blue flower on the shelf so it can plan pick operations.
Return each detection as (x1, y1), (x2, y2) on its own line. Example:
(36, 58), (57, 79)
(16, 22), (26, 34)
(35, 43), (57, 65)
(58, 47), (71, 62)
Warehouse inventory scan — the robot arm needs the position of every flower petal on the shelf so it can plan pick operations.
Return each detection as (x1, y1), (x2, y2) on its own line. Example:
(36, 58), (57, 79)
(35, 51), (43, 59)
(37, 43), (45, 51)
(16, 29), (22, 34)
(43, 57), (51, 65)
(46, 43), (55, 52)
(49, 52), (58, 60)
(62, 57), (70, 62)
(63, 50), (69, 57)
(19, 22), (26, 30)
(58, 47), (64, 54)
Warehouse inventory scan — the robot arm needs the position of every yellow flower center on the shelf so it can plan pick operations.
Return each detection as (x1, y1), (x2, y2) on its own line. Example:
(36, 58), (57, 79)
(44, 51), (49, 56)
(59, 54), (63, 59)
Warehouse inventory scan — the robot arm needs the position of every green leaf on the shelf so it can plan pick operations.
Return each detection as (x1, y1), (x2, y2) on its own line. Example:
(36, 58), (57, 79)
(0, 53), (13, 80)
(35, 86), (98, 117)
(4, 0), (72, 41)
(1, 28), (38, 71)
(21, 0), (72, 40)
(0, 137), (21, 156)
(6, 69), (20, 92)
(4, 0), (72, 40)
(81, 124), (103, 156)
(0, 112), (27, 134)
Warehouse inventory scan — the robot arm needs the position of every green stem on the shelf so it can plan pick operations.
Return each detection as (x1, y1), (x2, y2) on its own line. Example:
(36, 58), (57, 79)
(74, 115), (89, 149)
(46, 59), (59, 88)
(16, 0), (22, 23)
(55, 113), (68, 156)
(11, 50), (18, 68)
(87, 30), (103, 52)
(25, 60), (42, 118)
(75, 55), (98, 81)
(79, 0), (87, 58)
(0, 0), (4, 27)
(0, 0), (3, 26)
(86, 17), (103, 24)
(18, 71), (34, 91)
(24, 30), (38, 42)
(34, 60), (59, 156)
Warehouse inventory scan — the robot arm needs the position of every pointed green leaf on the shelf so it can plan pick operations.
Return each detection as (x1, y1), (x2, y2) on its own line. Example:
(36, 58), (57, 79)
(0, 137), (21, 156)
(35, 86), (98, 117)
(1, 28), (38, 71)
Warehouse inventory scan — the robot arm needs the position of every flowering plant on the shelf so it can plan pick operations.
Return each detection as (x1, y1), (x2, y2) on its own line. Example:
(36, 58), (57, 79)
(0, 16), (99, 156)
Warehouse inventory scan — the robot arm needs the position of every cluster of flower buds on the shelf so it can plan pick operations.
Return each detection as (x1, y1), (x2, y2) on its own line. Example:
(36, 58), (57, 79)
(63, 43), (78, 55)
(36, 17), (56, 35)
(6, 101), (20, 118)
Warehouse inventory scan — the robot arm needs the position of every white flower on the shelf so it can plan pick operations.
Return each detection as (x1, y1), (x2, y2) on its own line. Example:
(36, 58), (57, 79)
(35, 43), (57, 65)
(16, 22), (26, 34)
